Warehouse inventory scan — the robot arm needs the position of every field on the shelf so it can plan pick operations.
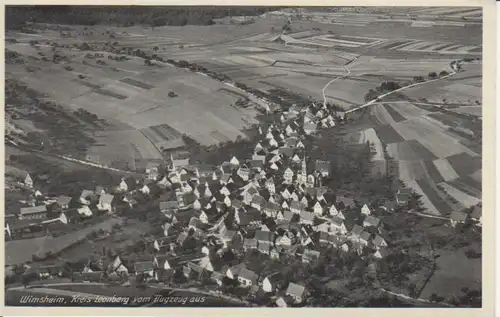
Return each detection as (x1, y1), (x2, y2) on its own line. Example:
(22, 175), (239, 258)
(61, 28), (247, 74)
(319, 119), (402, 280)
(6, 8), (481, 210)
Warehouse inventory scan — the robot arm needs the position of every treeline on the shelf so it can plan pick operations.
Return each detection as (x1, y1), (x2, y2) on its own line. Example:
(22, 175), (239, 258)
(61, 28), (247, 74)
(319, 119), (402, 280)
(6, 6), (285, 29)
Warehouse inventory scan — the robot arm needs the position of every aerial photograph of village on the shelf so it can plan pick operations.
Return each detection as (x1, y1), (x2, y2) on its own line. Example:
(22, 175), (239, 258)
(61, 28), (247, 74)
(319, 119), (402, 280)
(4, 5), (482, 308)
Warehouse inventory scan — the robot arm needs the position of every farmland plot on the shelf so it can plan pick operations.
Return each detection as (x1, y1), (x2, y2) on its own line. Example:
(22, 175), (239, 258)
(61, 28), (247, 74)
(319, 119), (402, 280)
(432, 158), (460, 182)
(439, 183), (481, 207)
(392, 118), (475, 158)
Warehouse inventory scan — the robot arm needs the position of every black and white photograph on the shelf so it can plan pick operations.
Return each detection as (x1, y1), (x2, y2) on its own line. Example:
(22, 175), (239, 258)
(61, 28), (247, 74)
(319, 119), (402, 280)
(3, 4), (486, 309)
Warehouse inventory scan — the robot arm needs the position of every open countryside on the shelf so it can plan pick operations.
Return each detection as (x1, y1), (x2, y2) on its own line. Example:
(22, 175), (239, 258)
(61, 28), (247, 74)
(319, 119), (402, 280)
(5, 6), (482, 308)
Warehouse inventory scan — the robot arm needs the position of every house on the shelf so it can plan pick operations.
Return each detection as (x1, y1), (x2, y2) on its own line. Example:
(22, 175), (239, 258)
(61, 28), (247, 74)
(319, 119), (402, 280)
(373, 247), (391, 259)
(299, 211), (315, 225)
(305, 174), (315, 188)
(302, 249), (320, 264)
(315, 160), (331, 177)
(396, 188), (411, 205)
(450, 210), (469, 227)
(261, 272), (285, 293)
(255, 230), (275, 246)
(258, 243), (271, 255)
(350, 224), (364, 237)
(275, 296), (290, 308)
(80, 189), (95, 205)
(97, 194), (114, 212)
(229, 156), (240, 166)
(290, 201), (306, 214)
(278, 210), (294, 222)
(363, 215), (381, 228)
(145, 162), (160, 180)
(336, 196), (356, 210)
(286, 282), (307, 303)
(312, 200), (327, 216)
(359, 231), (371, 246)
(270, 248), (280, 259)
(72, 271), (104, 283)
(19, 205), (47, 220)
(281, 200), (290, 210)
(237, 268), (258, 287)
(159, 201), (179, 215)
(283, 168), (294, 184)
(188, 217), (204, 231)
(56, 196), (72, 209)
(252, 154), (267, 163)
(372, 235), (388, 250)
(95, 186), (106, 196)
(199, 208), (218, 224)
(470, 205), (482, 224)
(263, 202), (280, 218)
(236, 208), (262, 227)
(118, 177), (137, 192)
(243, 238), (258, 251)
(237, 167), (250, 181)
(361, 204), (371, 215)
(242, 186), (259, 205)
(303, 122), (317, 135)
(6, 166), (33, 188)
(251, 195), (266, 211)
(77, 206), (93, 217)
(211, 271), (225, 286)
(330, 217), (347, 234)
(134, 261), (156, 279)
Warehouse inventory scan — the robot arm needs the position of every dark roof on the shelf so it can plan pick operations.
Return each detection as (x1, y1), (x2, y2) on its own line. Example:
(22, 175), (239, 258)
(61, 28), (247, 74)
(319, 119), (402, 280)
(315, 160), (331, 172)
(451, 210), (469, 222)
(372, 235), (387, 247)
(470, 205), (482, 219)
(360, 231), (371, 242)
(238, 268), (258, 283)
(363, 215), (381, 227)
(351, 224), (364, 236)
(134, 261), (154, 272)
(251, 195), (266, 207)
(286, 282), (306, 297)
(255, 230), (274, 243)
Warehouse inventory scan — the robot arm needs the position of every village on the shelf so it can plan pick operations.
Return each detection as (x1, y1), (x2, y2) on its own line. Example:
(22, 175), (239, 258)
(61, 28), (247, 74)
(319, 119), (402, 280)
(4, 95), (482, 307)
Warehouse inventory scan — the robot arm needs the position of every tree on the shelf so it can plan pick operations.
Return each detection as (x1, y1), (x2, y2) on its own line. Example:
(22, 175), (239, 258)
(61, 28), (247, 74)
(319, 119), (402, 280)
(439, 70), (449, 77)
(428, 72), (437, 79)
(22, 272), (38, 288)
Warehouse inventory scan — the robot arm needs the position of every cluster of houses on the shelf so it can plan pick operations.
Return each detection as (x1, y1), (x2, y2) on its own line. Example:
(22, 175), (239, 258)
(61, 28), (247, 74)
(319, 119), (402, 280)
(5, 100), (481, 306)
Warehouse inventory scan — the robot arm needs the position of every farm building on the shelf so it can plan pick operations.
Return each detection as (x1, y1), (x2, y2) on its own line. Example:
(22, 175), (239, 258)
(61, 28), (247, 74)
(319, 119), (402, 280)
(450, 210), (469, 227)
(285, 282), (308, 303)
(5, 166), (33, 188)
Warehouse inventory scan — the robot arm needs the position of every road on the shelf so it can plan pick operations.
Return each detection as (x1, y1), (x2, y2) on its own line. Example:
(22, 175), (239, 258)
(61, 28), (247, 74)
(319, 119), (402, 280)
(345, 71), (458, 114)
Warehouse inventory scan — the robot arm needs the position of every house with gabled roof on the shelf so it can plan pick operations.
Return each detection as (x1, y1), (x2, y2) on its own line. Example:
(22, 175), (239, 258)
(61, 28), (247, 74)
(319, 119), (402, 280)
(312, 200), (327, 216)
(330, 216), (347, 234)
(238, 268), (259, 287)
(363, 215), (381, 228)
(372, 235), (388, 250)
(350, 224), (364, 237)
(315, 160), (331, 177)
(302, 249), (320, 264)
(251, 195), (266, 211)
(263, 201), (280, 218)
(80, 189), (95, 205)
(361, 204), (371, 216)
(286, 282), (308, 303)
(396, 188), (411, 205)
(56, 195), (72, 209)
(336, 196), (356, 210)
(255, 230), (275, 246)
(243, 238), (258, 251)
(19, 205), (47, 220)
(359, 231), (371, 246)
(290, 201), (306, 214)
(470, 205), (482, 224)
(261, 272), (285, 293)
(299, 211), (315, 225)
(281, 200), (290, 211)
(373, 247), (391, 259)
(97, 193), (114, 212)
(277, 210), (294, 222)
(242, 186), (259, 205)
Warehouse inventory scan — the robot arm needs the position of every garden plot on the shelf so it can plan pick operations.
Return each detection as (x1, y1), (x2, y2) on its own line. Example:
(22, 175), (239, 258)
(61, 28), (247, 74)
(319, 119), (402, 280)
(383, 104), (407, 122)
